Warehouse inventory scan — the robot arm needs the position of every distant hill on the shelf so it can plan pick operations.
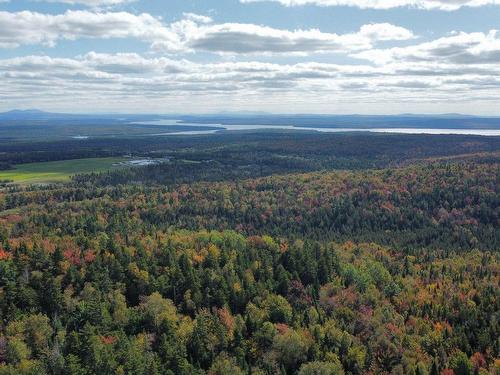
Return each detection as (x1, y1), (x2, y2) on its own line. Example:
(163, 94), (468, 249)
(0, 109), (87, 121)
(397, 113), (478, 118)
(177, 114), (500, 130)
(0, 110), (163, 122)
(0, 110), (499, 130)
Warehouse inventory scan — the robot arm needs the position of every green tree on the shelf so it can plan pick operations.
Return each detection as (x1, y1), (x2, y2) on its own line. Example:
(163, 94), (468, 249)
(449, 351), (473, 375)
(262, 294), (293, 324)
(298, 360), (344, 375)
(272, 330), (310, 372)
(209, 354), (245, 375)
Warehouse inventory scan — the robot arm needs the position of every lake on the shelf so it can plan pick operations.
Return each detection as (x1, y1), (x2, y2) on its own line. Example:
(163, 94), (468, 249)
(136, 120), (500, 136)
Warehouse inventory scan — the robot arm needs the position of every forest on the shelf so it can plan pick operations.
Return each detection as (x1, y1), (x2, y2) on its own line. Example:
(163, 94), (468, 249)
(0, 132), (498, 375)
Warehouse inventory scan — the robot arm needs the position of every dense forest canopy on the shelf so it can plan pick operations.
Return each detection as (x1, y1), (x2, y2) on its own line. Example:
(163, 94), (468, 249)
(0, 132), (498, 375)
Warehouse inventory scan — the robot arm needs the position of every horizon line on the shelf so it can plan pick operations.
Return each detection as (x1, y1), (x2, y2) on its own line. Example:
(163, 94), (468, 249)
(2, 109), (500, 118)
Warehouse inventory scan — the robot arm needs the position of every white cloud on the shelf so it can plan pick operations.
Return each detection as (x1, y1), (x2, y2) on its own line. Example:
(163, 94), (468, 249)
(240, 0), (500, 11)
(1, 52), (499, 113)
(38, 0), (137, 6)
(0, 10), (413, 54)
(0, 8), (498, 113)
(358, 23), (415, 41)
(353, 30), (500, 64)
(182, 12), (213, 24)
(0, 10), (181, 50)
(172, 21), (414, 54)
(81, 51), (188, 74)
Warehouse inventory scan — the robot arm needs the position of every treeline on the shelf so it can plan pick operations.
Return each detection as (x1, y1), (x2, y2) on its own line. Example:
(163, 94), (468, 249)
(2, 132), (499, 172)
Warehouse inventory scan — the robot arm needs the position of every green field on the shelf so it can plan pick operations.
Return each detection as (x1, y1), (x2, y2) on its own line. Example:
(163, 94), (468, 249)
(0, 157), (127, 184)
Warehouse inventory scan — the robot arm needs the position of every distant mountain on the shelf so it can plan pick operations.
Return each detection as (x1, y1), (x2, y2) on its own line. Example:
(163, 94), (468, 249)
(397, 113), (479, 118)
(177, 114), (500, 130)
(0, 109), (81, 121)
(1, 110), (499, 130)
(0, 110), (163, 122)
(215, 110), (271, 116)
(4, 109), (47, 115)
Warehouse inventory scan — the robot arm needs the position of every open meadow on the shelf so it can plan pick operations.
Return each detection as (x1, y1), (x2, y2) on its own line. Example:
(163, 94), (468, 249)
(0, 157), (127, 184)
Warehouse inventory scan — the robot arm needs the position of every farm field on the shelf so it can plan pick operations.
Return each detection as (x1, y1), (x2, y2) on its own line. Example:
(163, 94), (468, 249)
(0, 157), (127, 184)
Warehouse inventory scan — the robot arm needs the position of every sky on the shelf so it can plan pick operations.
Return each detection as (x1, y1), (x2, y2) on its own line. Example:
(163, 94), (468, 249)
(0, 0), (499, 114)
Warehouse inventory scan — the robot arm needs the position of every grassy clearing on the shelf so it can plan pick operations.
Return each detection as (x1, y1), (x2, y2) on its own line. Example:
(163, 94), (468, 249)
(0, 157), (127, 184)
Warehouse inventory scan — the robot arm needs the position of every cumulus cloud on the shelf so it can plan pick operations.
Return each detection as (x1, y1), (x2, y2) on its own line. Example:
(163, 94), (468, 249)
(81, 52), (188, 74)
(240, 0), (500, 11)
(0, 10), (413, 54)
(353, 30), (500, 64)
(175, 22), (414, 54)
(358, 23), (415, 41)
(37, 0), (137, 6)
(182, 12), (213, 24)
(1, 52), (499, 112)
(0, 7), (498, 113)
(0, 10), (180, 49)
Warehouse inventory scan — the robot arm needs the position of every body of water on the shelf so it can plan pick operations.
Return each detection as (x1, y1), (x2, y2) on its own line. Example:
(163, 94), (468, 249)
(136, 120), (500, 136)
